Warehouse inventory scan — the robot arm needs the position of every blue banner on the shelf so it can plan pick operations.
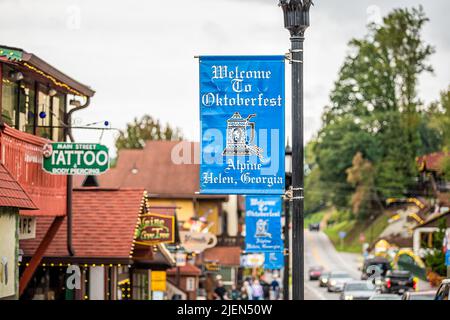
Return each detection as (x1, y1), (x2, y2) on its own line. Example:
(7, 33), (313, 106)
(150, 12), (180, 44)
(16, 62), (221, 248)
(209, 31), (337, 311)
(264, 251), (284, 270)
(199, 56), (285, 194)
(446, 251), (450, 267)
(245, 196), (283, 252)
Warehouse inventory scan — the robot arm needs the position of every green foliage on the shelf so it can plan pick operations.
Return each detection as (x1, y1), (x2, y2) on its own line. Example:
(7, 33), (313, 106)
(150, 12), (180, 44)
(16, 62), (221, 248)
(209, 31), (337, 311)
(439, 155), (450, 178)
(428, 88), (450, 150)
(314, 117), (379, 209)
(304, 210), (325, 227)
(346, 152), (380, 220)
(423, 218), (447, 276)
(115, 114), (183, 151)
(314, 6), (446, 214)
(304, 141), (329, 213)
(324, 210), (389, 253)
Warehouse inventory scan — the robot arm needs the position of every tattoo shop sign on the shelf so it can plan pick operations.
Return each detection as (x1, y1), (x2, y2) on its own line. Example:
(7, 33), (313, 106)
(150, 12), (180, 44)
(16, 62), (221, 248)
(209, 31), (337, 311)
(245, 196), (282, 252)
(199, 56), (285, 194)
(42, 143), (109, 175)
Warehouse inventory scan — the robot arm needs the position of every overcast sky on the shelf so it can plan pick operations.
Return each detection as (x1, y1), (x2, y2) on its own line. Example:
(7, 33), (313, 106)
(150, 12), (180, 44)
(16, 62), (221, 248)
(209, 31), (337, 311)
(1, 0), (449, 156)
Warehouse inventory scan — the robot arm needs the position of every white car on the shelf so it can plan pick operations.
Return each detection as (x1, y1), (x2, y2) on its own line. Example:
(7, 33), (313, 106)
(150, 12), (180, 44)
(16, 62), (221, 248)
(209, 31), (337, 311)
(340, 281), (378, 300)
(327, 271), (353, 292)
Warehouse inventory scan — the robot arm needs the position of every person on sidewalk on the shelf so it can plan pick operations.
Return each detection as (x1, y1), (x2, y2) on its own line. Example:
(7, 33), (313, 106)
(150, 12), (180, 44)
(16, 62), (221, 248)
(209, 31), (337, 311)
(251, 279), (264, 300)
(213, 280), (228, 300)
(241, 280), (252, 300)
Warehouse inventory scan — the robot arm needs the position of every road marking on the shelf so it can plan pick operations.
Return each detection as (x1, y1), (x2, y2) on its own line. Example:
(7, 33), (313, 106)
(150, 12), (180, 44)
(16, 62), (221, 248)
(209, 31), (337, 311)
(306, 232), (325, 266)
(304, 282), (327, 300)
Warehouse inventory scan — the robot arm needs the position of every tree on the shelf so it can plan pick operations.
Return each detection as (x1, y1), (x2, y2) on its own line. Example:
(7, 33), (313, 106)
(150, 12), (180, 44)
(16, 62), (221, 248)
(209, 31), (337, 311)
(438, 155), (450, 179)
(424, 218), (447, 276)
(315, 6), (436, 210)
(346, 152), (379, 220)
(428, 87), (450, 150)
(304, 140), (328, 214)
(115, 114), (183, 150)
(314, 116), (379, 209)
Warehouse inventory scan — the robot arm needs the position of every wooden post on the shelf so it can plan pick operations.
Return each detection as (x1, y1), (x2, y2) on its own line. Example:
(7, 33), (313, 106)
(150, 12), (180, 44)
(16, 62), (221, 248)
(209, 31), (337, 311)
(19, 216), (65, 297)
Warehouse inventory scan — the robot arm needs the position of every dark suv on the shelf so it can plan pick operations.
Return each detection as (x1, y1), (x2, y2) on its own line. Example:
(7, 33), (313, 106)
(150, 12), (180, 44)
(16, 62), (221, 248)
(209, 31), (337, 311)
(382, 270), (416, 294)
(360, 257), (392, 280)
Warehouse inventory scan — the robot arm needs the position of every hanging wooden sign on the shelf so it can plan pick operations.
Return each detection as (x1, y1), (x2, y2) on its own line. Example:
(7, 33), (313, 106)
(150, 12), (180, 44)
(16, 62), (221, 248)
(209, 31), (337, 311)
(134, 212), (175, 246)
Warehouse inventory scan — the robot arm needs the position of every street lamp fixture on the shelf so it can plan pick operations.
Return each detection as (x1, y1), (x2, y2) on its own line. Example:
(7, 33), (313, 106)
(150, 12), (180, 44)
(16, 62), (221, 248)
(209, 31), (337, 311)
(279, 0), (312, 36)
(279, 0), (313, 301)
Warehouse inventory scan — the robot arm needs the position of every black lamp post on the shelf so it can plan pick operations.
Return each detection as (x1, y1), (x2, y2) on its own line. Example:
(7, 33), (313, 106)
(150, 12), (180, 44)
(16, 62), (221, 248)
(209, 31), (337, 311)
(283, 142), (292, 300)
(279, 0), (313, 300)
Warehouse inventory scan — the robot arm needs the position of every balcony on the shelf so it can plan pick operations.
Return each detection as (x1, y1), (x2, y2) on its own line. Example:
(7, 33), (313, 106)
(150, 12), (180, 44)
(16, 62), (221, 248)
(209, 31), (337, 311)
(0, 124), (67, 216)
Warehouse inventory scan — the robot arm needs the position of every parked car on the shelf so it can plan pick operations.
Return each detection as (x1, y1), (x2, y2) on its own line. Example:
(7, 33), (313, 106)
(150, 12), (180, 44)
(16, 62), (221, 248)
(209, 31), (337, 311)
(434, 279), (450, 301)
(382, 270), (416, 294)
(319, 272), (331, 287)
(360, 257), (392, 280)
(308, 223), (320, 231)
(327, 271), (353, 292)
(402, 290), (436, 300)
(369, 293), (402, 300)
(308, 266), (324, 280)
(340, 281), (378, 300)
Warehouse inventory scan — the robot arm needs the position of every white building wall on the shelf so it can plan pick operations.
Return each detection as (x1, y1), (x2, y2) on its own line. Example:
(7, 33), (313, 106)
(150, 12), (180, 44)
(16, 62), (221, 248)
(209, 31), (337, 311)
(222, 195), (238, 236)
(89, 266), (105, 300)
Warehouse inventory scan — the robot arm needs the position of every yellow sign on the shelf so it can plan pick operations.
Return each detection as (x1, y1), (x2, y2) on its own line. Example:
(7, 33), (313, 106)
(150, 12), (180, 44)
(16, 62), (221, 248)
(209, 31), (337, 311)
(151, 271), (167, 292)
(151, 280), (166, 292)
(151, 271), (166, 281)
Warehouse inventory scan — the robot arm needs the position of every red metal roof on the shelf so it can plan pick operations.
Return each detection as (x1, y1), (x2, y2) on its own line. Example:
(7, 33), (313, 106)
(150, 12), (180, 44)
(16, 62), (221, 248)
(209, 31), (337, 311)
(20, 188), (145, 258)
(0, 163), (37, 210)
(417, 152), (450, 172)
(201, 246), (242, 266)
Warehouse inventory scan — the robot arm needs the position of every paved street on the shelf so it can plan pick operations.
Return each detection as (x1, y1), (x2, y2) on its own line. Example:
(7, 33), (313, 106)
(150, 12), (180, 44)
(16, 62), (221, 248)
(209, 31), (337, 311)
(304, 230), (361, 300)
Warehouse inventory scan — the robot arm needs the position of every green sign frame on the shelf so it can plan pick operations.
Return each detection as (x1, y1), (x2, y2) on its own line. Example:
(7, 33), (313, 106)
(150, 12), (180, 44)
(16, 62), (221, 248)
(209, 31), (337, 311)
(42, 143), (110, 175)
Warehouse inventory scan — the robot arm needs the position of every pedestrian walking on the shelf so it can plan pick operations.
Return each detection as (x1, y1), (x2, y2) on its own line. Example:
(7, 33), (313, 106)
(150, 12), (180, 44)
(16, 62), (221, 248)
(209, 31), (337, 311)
(270, 277), (281, 300)
(213, 280), (228, 300)
(251, 279), (264, 300)
(241, 281), (252, 300)
(230, 284), (240, 300)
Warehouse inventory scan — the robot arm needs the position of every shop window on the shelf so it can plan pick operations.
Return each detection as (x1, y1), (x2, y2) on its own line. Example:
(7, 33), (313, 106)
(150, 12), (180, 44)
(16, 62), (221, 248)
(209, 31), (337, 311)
(18, 80), (36, 134)
(117, 266), (131, 300)
(36, 85), (52, 139)
(132, 271), (149, 300)
(1, 65), (18, 127)
(51, 93), (65, 141)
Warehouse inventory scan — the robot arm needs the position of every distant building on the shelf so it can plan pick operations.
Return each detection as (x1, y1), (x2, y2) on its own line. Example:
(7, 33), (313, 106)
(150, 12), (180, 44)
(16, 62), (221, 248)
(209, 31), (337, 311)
(413, 151), (450, 256)
(20, 188), (176, 300)
(417, 151), (450, 211)
(79, 140), (244, 297)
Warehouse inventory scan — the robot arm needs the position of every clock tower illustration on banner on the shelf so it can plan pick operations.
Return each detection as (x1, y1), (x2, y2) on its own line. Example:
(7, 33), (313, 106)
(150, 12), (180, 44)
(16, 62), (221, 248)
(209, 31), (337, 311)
(222, 112), (264, 160)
